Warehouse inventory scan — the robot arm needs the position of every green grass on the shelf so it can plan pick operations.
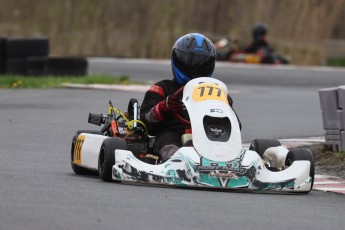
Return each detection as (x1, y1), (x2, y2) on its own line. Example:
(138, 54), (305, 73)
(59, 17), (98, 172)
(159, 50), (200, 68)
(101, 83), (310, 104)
(326, 57), (345, 67)
(0, 74), (132, 89)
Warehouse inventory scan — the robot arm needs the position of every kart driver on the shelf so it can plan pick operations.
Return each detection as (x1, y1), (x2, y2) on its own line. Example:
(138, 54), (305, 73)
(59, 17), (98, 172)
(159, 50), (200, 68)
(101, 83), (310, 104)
(244, 22), (277, 64)
(245, 22), (270, 53)
(140, 33), (241, 162)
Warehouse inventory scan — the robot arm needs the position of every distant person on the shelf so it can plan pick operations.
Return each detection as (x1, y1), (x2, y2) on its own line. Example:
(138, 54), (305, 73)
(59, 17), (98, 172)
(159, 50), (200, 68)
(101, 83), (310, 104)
(245, 22), (270, 54)
(215, 22), (274, 63)
(245, 22), (289, 64)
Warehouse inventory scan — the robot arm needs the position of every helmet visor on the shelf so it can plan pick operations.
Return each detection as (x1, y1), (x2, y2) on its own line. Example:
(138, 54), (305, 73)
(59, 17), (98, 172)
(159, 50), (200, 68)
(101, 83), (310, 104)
(173, 49), (215, 78)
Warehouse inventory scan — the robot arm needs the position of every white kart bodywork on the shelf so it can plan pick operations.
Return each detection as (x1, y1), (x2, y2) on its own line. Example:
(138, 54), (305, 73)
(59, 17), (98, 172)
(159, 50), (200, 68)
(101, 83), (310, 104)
(73, 77), (313, 192)
(73, 134), (107, 170)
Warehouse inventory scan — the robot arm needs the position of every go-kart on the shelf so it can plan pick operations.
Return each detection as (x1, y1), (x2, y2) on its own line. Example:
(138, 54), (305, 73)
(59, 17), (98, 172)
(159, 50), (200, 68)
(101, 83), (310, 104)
(214, 37), (290, 64)
(71, 77), (314, 193)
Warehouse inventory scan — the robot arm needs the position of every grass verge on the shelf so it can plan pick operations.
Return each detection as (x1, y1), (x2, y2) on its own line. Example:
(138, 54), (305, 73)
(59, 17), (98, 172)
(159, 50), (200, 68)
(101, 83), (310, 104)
(0, 74), (131, 89)
(308, 143), (345, 178)
(326, 57), (345, 67)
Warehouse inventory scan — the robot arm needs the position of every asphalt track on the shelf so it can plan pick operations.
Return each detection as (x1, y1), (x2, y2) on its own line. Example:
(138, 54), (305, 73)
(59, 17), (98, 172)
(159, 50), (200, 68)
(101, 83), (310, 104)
(1, 59), (345, 230)
(89, 58), (345, 141)
(89, 57), (345, 87)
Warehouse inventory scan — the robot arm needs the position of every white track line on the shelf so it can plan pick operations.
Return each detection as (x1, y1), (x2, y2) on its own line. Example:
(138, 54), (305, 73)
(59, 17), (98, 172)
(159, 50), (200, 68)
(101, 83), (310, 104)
(314, 181), (342, 185)
(314, 187), (345, 191)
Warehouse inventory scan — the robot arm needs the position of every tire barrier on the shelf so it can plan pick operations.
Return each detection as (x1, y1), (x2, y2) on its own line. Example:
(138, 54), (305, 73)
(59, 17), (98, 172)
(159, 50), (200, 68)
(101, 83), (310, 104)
(0, 37), (88, 76)
(43, 57), (88, 76)
(5, 38), (49, 57)
(6, 57), (27, 75)
(0, 37), (6, 74)
(27, 56), (47, 76)
(319, 86), (345, 151)
(4, 37), (49, 76)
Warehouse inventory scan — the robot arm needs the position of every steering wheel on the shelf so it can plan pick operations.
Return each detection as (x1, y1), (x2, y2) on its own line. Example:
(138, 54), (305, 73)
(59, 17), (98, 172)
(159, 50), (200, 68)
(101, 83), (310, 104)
(173, 86), (191, 126)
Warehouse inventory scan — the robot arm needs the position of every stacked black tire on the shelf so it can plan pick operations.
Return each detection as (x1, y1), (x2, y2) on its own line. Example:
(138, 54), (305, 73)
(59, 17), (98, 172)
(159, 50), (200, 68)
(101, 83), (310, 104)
(43, 57), (88, 76)
(0, 37), (88, 76)
(6, 38), (49, 75)
(0, 38), (6, 74)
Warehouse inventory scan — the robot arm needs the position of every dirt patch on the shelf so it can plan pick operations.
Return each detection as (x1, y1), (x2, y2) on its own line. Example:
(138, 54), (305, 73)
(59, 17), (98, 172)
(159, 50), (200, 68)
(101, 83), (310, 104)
(306, 144), (345, 179)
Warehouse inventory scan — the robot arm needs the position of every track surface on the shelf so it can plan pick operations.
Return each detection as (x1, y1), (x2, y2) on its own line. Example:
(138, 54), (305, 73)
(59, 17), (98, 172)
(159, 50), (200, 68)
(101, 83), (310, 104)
(89, 58), (345, 141)
(1, 60), (345, 230)
(89, 58), (345, 87)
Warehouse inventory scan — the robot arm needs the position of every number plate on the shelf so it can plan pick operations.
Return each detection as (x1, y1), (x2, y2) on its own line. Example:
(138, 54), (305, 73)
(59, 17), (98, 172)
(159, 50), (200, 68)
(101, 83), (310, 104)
(192, 83), (227, 103)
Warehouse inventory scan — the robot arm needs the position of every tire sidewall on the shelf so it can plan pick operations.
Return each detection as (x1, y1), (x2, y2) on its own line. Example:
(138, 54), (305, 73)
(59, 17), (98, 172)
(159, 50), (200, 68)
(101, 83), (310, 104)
(98, 138), (127, 182)
(285, 148), (315, 191)
(249, 139), (281, 158)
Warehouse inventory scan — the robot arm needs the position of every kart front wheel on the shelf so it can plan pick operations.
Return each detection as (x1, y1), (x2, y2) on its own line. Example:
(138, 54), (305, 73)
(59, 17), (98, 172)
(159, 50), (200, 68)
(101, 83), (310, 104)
(71, 130), (102, 175)
(98, 137), (128, 182)
(285, 148), (315, 191)
(249, 139), (281, 158)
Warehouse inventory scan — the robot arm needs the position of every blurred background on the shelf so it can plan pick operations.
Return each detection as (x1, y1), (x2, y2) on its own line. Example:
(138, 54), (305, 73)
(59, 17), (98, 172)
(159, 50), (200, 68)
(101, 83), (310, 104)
(1, 0), (344, 66)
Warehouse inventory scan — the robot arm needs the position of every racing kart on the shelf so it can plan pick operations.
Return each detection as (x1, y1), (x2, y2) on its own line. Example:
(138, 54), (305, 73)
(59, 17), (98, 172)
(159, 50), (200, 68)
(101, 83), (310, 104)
(214, 37), (290, 64)
(71, 77), (314, 193)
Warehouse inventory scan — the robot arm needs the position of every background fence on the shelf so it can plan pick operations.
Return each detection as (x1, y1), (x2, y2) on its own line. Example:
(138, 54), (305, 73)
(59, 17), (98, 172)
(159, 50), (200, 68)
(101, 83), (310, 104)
(0, 0), (345, 66)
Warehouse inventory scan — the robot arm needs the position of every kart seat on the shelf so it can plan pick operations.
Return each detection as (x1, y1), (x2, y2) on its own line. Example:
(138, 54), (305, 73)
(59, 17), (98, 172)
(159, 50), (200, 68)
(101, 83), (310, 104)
(181, 129), (193, 146)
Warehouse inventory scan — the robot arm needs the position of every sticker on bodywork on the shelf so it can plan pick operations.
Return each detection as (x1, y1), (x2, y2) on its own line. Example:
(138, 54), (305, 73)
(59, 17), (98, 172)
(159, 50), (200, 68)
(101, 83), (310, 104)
(192, 83), (227, 103)
(73, 135), (85, 165)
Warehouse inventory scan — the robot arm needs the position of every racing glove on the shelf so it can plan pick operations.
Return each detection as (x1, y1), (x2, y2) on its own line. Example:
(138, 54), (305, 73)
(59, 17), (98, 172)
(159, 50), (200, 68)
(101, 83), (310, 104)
(166, 95), (183, 113)
(153, 95), (183, 121)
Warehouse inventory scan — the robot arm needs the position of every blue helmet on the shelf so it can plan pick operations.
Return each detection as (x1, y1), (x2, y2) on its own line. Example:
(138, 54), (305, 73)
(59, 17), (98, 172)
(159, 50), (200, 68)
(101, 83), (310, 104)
(171, 33), (216, 85)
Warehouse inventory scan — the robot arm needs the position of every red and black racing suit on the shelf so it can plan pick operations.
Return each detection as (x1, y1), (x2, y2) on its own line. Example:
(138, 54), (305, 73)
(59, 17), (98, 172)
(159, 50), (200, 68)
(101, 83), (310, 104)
(140, 79), (241, 161)
(140, 79), (188, 160)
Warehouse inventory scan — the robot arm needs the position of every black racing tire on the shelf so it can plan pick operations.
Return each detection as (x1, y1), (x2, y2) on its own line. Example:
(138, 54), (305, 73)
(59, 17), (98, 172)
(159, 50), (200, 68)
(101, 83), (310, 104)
(6, 57), (27, 75)
(0, 57), (5, 74)
(285, 148), (315, 191)
(71, 130), (102, 175)
(249, 139), (281, 158)
(0, 37), (6, 55)
(27, 56), (47, 76)
(98, 137), (128, 182)
(127, 98), (138, 119)
(6, 37), (49, 57)
(43, 57), (88, 76)
(0, 38), (6, 73)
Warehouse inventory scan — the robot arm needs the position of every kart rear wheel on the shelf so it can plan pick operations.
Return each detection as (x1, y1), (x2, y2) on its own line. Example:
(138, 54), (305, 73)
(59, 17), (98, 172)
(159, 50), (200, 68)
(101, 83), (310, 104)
(71, 130), (102, 175)
(285, 148), (315, 191)
(249, 139), (281, 158)
(98, 137), (128, 182)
